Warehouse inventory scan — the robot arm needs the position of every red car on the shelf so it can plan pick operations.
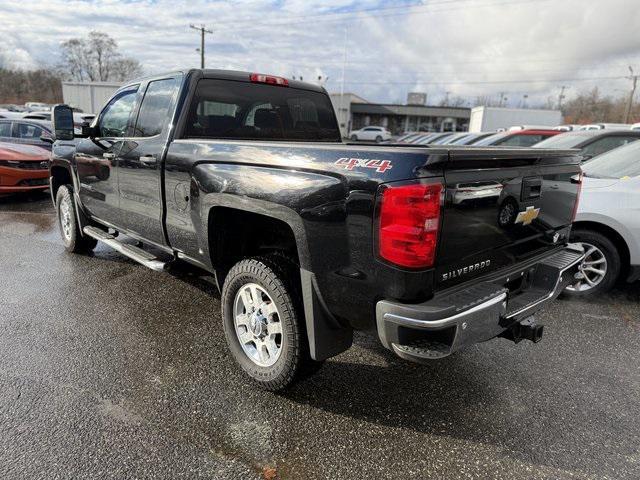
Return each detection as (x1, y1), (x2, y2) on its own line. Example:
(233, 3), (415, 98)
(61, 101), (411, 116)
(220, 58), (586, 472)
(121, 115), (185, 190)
(0, 142), (50, 193)
(474, 128), (562, 147)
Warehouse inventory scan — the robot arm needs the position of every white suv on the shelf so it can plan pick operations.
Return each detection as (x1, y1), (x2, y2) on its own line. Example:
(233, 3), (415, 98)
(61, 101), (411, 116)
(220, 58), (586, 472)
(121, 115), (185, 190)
(566, 140), (640, 296)
(348, 126), (391, 142)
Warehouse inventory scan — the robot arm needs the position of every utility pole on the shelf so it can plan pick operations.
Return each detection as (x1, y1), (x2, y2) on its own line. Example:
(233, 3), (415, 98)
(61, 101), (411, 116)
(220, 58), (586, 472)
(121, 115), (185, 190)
(339, 26), (348, 137)
(557, 85), (567, 110)
(624, 66), (638, 123)
(190, 24), (213, 69)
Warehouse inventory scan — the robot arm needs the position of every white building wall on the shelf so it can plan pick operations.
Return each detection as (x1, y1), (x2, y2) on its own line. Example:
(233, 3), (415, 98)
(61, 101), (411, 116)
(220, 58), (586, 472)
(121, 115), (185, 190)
(62, 82), (122, 114)
(469, 106), (563, 132)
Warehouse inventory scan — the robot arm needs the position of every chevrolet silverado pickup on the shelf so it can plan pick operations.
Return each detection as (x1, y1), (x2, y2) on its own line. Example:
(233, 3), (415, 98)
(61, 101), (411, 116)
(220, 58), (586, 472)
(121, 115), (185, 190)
(49, 69), (584, 390)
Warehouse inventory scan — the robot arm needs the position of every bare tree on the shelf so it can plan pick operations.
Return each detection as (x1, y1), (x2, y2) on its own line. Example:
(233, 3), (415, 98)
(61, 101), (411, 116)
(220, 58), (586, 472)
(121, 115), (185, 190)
(59, 31), (142, 82)
(561, 87), (639, 123)
(110, 58), (143, 82)
(446, 96), (468, 108)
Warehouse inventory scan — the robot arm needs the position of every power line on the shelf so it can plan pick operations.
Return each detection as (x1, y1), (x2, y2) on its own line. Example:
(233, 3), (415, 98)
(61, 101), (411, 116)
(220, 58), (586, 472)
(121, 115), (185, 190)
(339, 75), (626, 86)
(289, 66), (628, 77)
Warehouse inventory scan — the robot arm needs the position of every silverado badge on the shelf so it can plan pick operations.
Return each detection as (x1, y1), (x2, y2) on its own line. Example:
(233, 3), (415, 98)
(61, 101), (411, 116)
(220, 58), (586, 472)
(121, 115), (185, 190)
(515, 206), (540, 226)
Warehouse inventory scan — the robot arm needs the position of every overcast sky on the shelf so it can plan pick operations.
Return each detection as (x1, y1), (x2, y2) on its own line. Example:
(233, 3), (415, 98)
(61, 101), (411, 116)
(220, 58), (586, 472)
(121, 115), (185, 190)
(0, 0), (638, 106)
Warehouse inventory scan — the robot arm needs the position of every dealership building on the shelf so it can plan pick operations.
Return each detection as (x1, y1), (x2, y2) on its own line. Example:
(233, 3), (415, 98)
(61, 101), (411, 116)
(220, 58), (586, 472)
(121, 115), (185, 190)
(330, 92), (471, 138)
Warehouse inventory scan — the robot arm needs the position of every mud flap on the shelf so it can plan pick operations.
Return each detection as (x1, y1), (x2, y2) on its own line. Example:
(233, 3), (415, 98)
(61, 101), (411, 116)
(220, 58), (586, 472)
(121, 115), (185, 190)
(300, 269), (353, 361)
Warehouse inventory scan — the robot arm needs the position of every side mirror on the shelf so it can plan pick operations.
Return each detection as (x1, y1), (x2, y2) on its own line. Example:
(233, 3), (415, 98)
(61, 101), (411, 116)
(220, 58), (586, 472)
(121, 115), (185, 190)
(52, 104), (75, 141)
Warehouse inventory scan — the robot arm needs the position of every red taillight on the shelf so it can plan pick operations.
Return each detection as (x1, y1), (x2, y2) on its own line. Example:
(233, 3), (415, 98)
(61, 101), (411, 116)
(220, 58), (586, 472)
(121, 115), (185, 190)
(378, 182), (443, 268)
(249, 73), (289, 87)
(571, 172), (583, 222)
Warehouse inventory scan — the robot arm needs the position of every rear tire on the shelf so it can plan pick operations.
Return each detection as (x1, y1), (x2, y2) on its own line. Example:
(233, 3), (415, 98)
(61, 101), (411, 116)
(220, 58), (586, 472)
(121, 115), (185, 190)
(221, 255), (323, 391)
(56, 185), (97, 254)
(564, 229), (621, 297)
(375, 135), (383, 143)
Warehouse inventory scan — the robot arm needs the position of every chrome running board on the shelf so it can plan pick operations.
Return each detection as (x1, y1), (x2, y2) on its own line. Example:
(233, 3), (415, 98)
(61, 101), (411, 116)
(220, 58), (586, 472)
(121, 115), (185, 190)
(83, 226), (167, 272)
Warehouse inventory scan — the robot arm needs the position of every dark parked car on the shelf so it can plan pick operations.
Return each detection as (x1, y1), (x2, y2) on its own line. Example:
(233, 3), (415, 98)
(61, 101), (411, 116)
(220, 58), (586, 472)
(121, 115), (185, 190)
(0, 118), (53, 150)
(49, 69), (583, 391)
(533, 129), (640, 159)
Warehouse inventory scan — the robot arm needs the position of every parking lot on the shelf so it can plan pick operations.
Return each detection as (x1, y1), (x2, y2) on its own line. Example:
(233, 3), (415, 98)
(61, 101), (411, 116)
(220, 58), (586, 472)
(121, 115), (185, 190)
(0, 192), (638, 480)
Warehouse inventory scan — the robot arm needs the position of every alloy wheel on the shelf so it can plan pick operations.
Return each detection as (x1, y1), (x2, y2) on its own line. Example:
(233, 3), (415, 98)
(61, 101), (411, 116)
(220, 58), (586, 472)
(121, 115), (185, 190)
(233, 283), (283, 367)
(566, 242), (607, 292)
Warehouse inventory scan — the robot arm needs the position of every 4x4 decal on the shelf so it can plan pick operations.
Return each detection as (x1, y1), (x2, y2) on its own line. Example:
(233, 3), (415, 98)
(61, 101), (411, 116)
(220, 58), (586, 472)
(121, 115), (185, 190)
(335, 157), (393, 173)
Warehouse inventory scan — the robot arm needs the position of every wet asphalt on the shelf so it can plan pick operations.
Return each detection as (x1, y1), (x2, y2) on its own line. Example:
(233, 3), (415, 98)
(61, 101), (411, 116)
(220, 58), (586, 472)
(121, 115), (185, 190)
(0, 192), (639, 480)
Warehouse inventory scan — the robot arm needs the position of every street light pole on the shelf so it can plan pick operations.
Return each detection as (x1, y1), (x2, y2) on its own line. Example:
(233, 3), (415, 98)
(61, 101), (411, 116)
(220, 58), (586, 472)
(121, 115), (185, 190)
(190, 24), (213, 69)
(624, 66), (638, 124)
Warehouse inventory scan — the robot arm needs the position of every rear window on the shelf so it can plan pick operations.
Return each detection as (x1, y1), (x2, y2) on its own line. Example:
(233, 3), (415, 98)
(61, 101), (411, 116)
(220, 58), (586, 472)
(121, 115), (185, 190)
(183, 79), (340, 142)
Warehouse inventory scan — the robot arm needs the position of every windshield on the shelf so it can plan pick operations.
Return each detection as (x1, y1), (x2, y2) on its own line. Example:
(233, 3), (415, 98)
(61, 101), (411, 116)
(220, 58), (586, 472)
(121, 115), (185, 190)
(533, 132), (590, 149)
(582, 140), (640, 179)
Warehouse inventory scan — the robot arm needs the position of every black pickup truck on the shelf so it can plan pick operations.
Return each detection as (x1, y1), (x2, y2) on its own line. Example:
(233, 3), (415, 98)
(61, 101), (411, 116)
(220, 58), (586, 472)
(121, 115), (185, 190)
(49, 69), (584, 390)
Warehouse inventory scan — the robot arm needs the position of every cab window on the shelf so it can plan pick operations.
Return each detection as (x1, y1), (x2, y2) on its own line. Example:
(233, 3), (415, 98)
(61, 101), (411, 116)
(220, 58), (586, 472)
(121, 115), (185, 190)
(133, 78), (180, 137)
(99, 88), (138, 138)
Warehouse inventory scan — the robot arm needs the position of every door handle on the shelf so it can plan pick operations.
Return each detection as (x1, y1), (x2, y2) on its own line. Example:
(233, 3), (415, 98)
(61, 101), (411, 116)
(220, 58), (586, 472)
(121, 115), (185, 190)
(139, 154), (157, 166)
(103, 152), (116, 159)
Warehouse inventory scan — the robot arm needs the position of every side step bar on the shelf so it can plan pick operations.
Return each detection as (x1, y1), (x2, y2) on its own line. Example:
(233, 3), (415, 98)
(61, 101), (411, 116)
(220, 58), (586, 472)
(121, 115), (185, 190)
(83, 226), (167, 272)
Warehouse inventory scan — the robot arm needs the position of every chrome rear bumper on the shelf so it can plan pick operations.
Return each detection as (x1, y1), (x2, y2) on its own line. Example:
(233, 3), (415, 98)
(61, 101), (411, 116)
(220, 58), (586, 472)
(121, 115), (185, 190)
(376, 245), (584, 362)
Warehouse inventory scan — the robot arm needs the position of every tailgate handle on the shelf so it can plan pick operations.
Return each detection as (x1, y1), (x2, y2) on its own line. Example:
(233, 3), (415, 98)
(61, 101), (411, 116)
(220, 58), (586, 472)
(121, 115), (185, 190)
(521, 177), (542, 200)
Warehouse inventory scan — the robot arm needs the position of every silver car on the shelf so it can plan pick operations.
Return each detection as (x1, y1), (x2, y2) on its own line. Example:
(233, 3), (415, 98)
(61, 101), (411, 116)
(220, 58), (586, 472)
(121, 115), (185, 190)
(566, 140), (640, 296)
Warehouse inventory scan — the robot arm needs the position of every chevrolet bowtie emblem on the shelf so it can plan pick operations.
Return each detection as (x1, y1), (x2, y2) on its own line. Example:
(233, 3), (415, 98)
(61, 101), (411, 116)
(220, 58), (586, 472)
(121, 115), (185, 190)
(515, 206), (540, 226)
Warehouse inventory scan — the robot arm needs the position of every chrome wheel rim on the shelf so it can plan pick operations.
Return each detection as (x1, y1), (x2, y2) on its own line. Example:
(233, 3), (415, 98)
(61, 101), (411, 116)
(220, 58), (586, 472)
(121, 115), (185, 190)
(233, 283), (283, 367)
(59, 196), (73, 242)
(566, 242), (607, 292)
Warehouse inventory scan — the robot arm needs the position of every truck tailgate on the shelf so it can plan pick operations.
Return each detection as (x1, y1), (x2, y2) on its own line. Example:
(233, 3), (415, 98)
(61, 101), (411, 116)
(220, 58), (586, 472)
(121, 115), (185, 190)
(435, 148), (580, 290)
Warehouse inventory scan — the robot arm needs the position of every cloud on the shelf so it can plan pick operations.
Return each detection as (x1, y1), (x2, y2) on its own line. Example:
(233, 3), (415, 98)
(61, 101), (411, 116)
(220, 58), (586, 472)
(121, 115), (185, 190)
(0, 35), (38, 70)
(0, 0), (638, 106)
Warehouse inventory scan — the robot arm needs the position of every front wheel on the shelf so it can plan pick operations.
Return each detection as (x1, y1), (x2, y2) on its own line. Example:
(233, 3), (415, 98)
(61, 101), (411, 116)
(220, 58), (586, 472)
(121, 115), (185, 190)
(221, 256), (322, 391)
(350, 134), (358, 141)
(56, 185), (97, 254)
(564, 229), (621, 297)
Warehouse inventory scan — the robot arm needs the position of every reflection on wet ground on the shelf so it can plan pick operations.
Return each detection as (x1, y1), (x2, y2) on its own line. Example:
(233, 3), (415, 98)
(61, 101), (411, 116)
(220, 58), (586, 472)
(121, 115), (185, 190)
(0, 191), (639, 479)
